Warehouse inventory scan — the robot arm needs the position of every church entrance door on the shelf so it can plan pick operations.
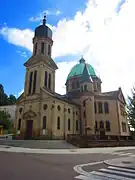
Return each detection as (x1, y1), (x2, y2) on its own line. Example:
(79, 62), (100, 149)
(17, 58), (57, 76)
(100, 130), (105, 140)
(25, 120), (33, 139)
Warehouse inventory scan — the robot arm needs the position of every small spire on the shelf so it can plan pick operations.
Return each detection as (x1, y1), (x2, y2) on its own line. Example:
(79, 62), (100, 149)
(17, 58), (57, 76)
(43, 13), (46, 25)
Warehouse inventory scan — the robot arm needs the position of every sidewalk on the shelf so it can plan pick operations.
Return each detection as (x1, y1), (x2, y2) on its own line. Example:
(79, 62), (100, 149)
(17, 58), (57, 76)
(104, 157), (135, 169)
(0, 145), (135, 154)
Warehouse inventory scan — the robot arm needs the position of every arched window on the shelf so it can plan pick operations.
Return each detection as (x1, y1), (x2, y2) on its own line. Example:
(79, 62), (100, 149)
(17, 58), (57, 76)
(104, 102), (109, 114)
(34, 43), (37, 55)
(41, 42), (44, 54)
(83, 100), (86, 107)
(66, 84), (69, 92)
(76, 81), (80, 88)
(19, 108), (23, 114)
(106, 121), (110, 131)
(94, 102), (97, 114)
(18, 119), (21, 130)
(33, 70), (37, 94)
(76, 120), (79, 131)
(72, 81), (75, 89)
(94, 82), (96, 91)
(122, 122), (127, 132)
(68, 119), (70, 131)
(98, 102), (103, 114)
(100, 121), (104, 129)
(28, 72), (33, 95)
(44, 71), (47, 87)
(43, 116), (46, 129)
(48, 44), (51, 56)
(84, 84), (88, 92)
(57, 117), (60, 130)
(95, 121), (98, 130)
(83, 111), (86, 118)
(48, 74), (51, 89)
(57, 105), (61, 111)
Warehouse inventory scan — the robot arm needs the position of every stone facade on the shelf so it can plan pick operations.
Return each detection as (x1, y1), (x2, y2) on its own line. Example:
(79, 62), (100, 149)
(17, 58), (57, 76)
(14, 17), (130, 139)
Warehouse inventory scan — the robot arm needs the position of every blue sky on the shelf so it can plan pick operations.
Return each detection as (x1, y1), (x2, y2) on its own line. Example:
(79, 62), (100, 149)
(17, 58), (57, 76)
(0, 0), (86, 96)
(0, 0), (134, 97)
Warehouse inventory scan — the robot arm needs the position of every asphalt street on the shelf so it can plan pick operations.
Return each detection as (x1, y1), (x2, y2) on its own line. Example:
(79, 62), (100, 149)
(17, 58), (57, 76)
(1, 149), (135, 180)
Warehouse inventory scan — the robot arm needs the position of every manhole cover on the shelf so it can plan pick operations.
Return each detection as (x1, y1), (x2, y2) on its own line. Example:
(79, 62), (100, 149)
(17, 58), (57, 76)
(122, 161), (132, 164)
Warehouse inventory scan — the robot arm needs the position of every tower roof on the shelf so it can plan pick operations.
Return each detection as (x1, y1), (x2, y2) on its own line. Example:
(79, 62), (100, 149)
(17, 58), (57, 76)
(34, 15), (52, 39)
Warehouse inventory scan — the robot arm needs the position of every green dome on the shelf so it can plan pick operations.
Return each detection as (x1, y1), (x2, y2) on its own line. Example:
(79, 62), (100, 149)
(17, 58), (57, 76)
(67, 58), (96, 80)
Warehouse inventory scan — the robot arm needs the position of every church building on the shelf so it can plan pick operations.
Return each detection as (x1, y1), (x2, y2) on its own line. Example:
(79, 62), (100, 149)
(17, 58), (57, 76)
(14, 16), (130, 139)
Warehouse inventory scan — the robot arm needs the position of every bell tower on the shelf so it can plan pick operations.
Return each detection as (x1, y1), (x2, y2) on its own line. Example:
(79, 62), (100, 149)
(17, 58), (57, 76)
(24, 15), (58, 97)
(33, 15), (53, 57)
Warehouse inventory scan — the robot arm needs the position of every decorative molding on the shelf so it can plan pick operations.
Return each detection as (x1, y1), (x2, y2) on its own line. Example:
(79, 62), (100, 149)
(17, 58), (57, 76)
(23, 109), (37, 119)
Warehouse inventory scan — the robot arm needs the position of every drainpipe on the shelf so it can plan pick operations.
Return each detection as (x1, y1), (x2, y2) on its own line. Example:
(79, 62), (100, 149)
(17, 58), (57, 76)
(64, 104), (66, 140)
(73, 107), (75, 134)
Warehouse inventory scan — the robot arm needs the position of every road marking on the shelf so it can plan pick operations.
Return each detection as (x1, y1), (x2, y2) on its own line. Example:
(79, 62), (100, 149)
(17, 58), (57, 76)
(91, 170), (135, 180)
(90, 165), (135, 180)
(108, 166), (135, 173)
(129, 154), (135, 157)
(74, 161), (135, 180)
(98, 168), (135, 177)
(118, 153), (134, 156)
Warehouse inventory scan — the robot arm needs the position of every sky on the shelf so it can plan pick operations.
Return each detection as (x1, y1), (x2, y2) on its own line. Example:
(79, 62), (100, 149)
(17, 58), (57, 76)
(0, 0), (135, 98)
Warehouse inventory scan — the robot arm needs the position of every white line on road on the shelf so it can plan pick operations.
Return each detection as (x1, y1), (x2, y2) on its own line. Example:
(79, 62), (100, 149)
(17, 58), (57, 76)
(108, 166), (135, 173)
(119, 153), (134, 156)
(91, 170), (135, 180)
(98, 168), (135, 178)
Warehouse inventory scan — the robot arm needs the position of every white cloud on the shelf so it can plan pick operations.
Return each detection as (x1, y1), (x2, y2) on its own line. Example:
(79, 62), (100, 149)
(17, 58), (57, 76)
(0, 27), (33, 51)
(56, 10), (62, 16)
(55, 61), (77, 94)
(29, 9), (62, 22)
(16, 50), (28, 58)
(0, 0), (135, 98)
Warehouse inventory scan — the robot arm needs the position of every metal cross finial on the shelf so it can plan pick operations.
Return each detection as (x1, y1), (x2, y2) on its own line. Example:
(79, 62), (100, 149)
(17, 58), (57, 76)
(43, 13), (46, 25)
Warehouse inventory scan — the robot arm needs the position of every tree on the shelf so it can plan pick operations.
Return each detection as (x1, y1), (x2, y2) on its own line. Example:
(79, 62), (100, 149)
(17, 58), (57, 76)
(0, 84), (16, 106)
(127, 87), (135, 129)
(0, 110), (12, 130)
(8, 95), (16, 105)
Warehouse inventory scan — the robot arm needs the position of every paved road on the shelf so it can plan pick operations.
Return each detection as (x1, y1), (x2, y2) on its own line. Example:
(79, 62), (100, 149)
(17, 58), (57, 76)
(1, 149), (135, 180)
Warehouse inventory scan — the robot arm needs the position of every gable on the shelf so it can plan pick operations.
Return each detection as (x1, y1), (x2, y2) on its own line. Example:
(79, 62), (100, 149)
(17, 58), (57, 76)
(118, 88), (126, 104)
(24, 55), (58, 70)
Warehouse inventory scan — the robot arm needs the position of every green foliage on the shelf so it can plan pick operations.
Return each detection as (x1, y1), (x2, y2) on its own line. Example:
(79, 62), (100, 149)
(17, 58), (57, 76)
(0, 110), (12, 130)
(0, 84), (16, 106)
(127, 87), (135, 129)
